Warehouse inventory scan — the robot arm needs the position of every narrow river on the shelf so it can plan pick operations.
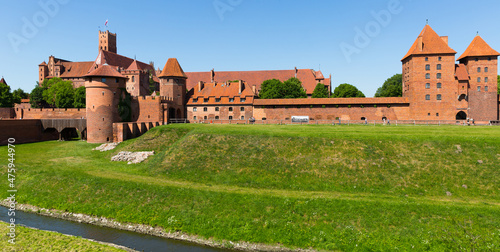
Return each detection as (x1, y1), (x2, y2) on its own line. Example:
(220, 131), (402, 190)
(0, 206), (233, 252)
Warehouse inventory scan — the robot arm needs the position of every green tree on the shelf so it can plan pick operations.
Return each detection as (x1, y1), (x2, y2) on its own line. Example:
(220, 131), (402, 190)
(259, 78), (307, 99)
(0, 82), (13, 107)
(282, 77), (307, 98)
(12, 88), (29, 104)
(73, 86), (86, 108)
(375, 74), (402, 97)
(311, 83), (329, 98)
(259, 79), (284, 99)
(332, 83), (365, 98)
(42, 78), (74, 108)
(30, 85), (46, 108)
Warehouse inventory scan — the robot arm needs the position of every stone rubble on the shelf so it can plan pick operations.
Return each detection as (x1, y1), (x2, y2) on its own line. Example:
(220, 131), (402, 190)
(93, 142), (119, 152)
(111, 151), (155, 164)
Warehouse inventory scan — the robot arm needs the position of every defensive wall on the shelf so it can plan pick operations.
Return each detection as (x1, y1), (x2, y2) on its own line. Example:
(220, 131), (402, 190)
(0, 119), (59, 145)
(0, 108), (15, 119)
(113, 121), (161, 142)
(15, 107), (86, 120)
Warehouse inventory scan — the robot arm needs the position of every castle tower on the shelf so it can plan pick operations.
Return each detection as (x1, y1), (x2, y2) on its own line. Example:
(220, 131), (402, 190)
(158, 58), (187, 119)
(99, 30), (117, 53)
(401, 25), (458, 120)
(457, 35), (499, 121)
(84, 64), (126, 143)
(38, 61), (48, 83)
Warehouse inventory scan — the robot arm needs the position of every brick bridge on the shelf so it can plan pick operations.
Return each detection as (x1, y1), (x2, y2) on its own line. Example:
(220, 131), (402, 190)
(40, 119), (87, 140)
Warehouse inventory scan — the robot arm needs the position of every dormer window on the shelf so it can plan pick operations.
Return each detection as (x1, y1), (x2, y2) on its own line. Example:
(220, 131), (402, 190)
(204, 98), (209, 102)
(240, 98), (246, 102)
(215, 98), (221, 102)
(192, 98), (198, 102)
(229, 98), (234, 102)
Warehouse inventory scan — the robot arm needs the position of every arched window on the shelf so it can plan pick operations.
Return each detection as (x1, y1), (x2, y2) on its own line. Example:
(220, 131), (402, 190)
(485, 67), (488, 72)
(477, 77), (481, 83)
(425, 73), (430, 79)
(437, 64), (441, 70)
(425, 94), (430, 100)
(437, 94), (442, 100)
(477, 67), (481, 73)
(437, 73), (441, 79)
(425, 64), (430, 70)
(425, 83), (430, 89)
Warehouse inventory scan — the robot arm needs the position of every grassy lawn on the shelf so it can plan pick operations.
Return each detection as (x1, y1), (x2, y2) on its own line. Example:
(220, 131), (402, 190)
(0, 221), (124, 251)
(1, 124), (499, 251)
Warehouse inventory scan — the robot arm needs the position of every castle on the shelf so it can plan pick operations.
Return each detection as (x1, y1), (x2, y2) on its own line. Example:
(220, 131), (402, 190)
(2, 24), (498, 144)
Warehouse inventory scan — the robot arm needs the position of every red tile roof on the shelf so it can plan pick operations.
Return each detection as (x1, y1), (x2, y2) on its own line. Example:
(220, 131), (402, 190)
(187, 81), (256, 105)
(39, 61), (47, 66)
(93, 50), (154, 72)
(402, 25), (457, 61)
(59, 61), (95, 78)
(254, 97), (409, 106)
(457, 35), (500, 61)
(84, 64), (127, 78)
(185, 69), (327, 95)
(159, 58), (187, 78)
(455, 64), (469, 81)
(126, 60), (142, 71)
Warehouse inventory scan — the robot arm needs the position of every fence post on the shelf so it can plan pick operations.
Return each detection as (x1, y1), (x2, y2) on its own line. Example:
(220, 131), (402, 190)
(396, 120), (398, 126)
(414, 120), (416, 126)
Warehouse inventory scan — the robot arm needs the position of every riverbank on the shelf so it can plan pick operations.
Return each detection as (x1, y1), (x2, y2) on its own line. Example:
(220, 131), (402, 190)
(0, 200), (313, 252)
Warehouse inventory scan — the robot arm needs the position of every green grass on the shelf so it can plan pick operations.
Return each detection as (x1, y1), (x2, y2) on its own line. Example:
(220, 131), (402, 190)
(1, 124), (499, 251)
(0, 221), (124, 251)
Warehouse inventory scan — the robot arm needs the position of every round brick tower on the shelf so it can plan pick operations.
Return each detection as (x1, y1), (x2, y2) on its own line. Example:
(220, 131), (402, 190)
(84, 64), (127, 143)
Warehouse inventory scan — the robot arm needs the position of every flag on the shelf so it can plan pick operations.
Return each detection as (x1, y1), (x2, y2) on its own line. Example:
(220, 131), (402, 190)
(105, 20), (108, 27)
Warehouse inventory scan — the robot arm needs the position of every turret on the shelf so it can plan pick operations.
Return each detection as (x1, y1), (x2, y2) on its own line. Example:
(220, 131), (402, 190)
(158, 58), (187, 119)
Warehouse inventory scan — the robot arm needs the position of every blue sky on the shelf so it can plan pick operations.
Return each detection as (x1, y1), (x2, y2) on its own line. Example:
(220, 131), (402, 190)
(1, 0), (499, 96)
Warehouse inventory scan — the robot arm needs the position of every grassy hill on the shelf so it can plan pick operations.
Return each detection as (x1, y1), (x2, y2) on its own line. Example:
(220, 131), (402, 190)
(1, 124), (499, 251)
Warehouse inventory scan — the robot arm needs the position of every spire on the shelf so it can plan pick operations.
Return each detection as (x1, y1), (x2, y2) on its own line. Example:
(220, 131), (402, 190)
(402, 24), (456, 61)
(158, 58), (187, 78)
(457, 35), (500, 61)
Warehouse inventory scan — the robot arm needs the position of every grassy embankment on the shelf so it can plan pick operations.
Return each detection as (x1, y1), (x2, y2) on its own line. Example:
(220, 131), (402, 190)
(1, 124), (499, 251)
(0, 221), (124, 251)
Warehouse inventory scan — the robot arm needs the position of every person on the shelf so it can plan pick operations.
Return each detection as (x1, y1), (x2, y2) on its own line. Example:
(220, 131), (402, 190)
(467, 118), (470, 126)
(387, 119), (390, 125)
(471, 118), (475, 125)
(364, 118), (368, 125)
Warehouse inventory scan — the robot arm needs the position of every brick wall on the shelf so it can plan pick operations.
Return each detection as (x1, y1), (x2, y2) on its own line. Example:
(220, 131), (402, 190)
(17, 108), (86, 119)
(0, 119), (58, 145)
(113, 121), (160, 142)
(0, 108), (15, 119)
(131, 96), (164, 123)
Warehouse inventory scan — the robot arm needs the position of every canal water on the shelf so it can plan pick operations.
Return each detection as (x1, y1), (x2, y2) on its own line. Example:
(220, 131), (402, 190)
(0, 206), (232, 252)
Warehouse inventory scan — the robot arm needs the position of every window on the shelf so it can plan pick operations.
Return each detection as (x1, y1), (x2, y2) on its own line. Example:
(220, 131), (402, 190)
(193, 116), (197, 120)
(436, 113), (439, 116)
(204, 116), (207, 120)
(425, 64), (430, 70)
(437, 64), (441, 70)
(229, 98), (234, 102)
(488, 57), (491, 61)
(477, 67), (481, 73)
(425, 57), (428, 61)
(425, 73), (430, 79)
(425, 83), (430, 89)
(485, 77), (488, 83)
(215, 116), (219, 120)
(240, 107), (245, 111)
(428, 113), (431, 116)
(229, 107), (233, 112)
(425, 94), (430, 100)
(485, 67), (488, 72)
(132, 76), (135, 82)
(193, 98), (198, 102)
(438, 56), (442, 61)
(215, 107), (219, 111)
(241, 116), (245, 120)
(437, 73), (441, 79)
(240, 98), (246, 102)
(229, 116), (233, 120)
(437, 94), (442, 100)
(475, 58), (478, 61)
(203, 107), (207, 112)
(101, 78), (106, 82)
(485, 86), (489, 92)
(437, 83), (442, 89)
(215, 98), (221, 102)
(204, 98), (209, 102)
(193, 107), (197, 112)
(477, 77), (481, 83)
(477, 86), (481, 92)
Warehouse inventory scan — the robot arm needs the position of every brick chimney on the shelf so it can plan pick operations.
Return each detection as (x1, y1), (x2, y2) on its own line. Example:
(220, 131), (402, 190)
(252, 85), (256, 94)
(210, 68), (215, 83)
(294, 67), (298, 78)
(417, 36), (423, 51)
(198, 81), (204, 92)
(238, 80), (243, 94)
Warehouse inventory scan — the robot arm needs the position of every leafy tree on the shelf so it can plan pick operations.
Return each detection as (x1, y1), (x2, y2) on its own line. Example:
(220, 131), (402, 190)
(42, 78), (74, 108)
(282, 77), (307, 98)
(332, 83), (365, 98)
(375, 74), (402, 97)
(0, 82), (13, 107)
(259, 79), (284, 99)
(73, 86), (86, 108)
(12, 88), (29, 104)
(311, 83), (329, 98)
(30, 85), (46, 108)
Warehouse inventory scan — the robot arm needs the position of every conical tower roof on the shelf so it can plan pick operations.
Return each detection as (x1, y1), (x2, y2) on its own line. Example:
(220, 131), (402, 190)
(402, 25), (456, 61)
(84, 64), (127, 79)
(158, 58), (187, 78)
(0, 77), (7, 85)
(457, 35), (500, 61)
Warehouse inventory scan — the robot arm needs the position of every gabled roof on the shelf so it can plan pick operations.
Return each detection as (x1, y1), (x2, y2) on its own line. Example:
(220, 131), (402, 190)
(126, 60), (142, 71)
(0, 77), (7, 85)
(402, 25), (456, 61)
(39, 61), (47, 66)
(185, 69), (328, 95)
(159, 58), (187, 78)
(59, 61), (95, 78)
(457, 35), (500, 61)
(455, 64), (469, 81)
(188, 81), (256, 104)
(84, 64), (127, 79)
(93, 50), (154, 72)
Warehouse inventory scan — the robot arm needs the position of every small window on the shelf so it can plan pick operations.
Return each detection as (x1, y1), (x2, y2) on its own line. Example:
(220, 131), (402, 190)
(488, 57), (491, 61)
(437, 73), (441, 79)
(229, 116), (233, 120)
(477, 67), (481, 73)
(438, 57), (442, 61)
(193, 98), (198, 102)
(203, 107), (207, 112)
(425, 73), (430, 79)
(436, 113), (439, 116)
(425, 64), (430, 70)
(477, 86), (481, 92)
(475, 58), (478, 61)
(428, 113), (431, 116)
(437, 83), (442, 89)
(193, 116), (197, 120)
(229, 98), (234, 102)
(204, 116), (207, 120)
(101, 78), (106, 82)
(437, 94), (442, 100)
(477, 77), (481, 83)
(437, 64), (441, 70)
(425, 83), (430, 89)
(485, 67), (488, 72)
(425, 94), (430, 100)
(485, 77), (488, 83)
(485, 86), (489, 92)
(229, 107), (233, 112)
(132, 76), (135, 82)
(193, 107), (197, 112)
(204, 98), (209, 103)
(241, 116), (245, 120)
(115, 78), (119, 83)
(215, 116), (219, 120)
(215, 98), (221, 102)
(240, 107), (244, 111)
(425, 57), (428, 61)
(215, 107), (219, 111)
(240, 98), (246, 102)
